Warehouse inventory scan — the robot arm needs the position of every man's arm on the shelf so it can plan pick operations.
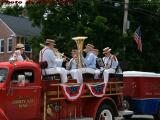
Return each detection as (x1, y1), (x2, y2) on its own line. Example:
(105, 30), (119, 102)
(45, 49), (56, 63)
(111, 56), (119, 69)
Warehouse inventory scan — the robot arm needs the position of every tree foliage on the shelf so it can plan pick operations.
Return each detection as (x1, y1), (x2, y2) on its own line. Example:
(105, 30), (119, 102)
(0, 4), (24, 16)
(26, 0), (160, 72)
(1, 0), (160, 72)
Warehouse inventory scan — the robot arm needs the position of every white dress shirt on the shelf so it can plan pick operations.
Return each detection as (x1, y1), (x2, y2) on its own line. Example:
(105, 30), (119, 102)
(84, 52), (97, 69)
(103, 55), (118, 69)
(68, 58), (77, 70)
(39, 46), (58, 68)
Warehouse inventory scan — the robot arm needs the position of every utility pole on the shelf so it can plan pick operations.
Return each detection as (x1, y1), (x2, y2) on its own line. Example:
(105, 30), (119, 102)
(123, 0), (129, 36)
(122, 0), (129, 69)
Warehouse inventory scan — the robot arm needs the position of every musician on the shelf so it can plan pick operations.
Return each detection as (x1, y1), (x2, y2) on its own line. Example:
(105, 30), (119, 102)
(66, 50), (77, 70)
(102, 47), (118, 83)
(66, 49), (83, 83)
(9, 43), (30, 62)
(83, 44), (100, 79)
(40, 43), (66, 68)
(92, 48), (104, 78)
(39, 39), (68, 83)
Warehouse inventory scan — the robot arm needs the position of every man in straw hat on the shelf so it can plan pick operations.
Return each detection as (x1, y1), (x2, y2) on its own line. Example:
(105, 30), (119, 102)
(66, 49), (83, 83)
(40, 42), (66, 67)
(9, 43), (30, 62)
(81, 44), (100, 79)
(39, 39), (68, 83)
(102, 47), (119, 83)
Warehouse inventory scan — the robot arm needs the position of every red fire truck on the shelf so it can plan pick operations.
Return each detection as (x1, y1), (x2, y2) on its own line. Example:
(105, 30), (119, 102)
(0, 61), (123, 120)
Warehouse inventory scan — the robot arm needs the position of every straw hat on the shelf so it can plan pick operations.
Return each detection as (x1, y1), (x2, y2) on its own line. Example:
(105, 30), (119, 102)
(16, 43), (24, 49)
(85, 44), (94, 49)
(84, 44), (94, 52)
(45, 39), (56, 45)
(103, 47), (111, 54)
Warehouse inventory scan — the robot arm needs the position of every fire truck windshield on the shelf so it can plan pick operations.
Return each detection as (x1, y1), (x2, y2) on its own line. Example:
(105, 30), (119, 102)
(0, 68), (8, 83)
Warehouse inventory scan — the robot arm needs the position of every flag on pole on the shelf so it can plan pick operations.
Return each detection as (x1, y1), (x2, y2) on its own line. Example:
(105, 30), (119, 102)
(133, 26), (142, 52)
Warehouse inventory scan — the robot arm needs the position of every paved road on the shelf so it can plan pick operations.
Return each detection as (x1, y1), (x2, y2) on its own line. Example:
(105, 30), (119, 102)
(122, 115), (153, 120)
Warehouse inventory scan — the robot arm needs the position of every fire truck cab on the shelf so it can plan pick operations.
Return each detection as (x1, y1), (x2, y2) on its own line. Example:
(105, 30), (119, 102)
(0, 61), (123, 120)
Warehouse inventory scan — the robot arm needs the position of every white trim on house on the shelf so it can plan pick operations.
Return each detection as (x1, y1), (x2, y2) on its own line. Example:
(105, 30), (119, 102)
(0, 38), (4, 53)
(7, 37), (13, 53)
(0, 19), (16, 37)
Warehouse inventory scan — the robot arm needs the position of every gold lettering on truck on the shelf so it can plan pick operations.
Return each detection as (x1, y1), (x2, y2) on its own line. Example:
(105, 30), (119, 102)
(12, 96), (34, 108)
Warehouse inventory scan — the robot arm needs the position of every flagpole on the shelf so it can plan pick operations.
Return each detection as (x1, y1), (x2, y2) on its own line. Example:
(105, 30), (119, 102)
(122, 0), (129, 68)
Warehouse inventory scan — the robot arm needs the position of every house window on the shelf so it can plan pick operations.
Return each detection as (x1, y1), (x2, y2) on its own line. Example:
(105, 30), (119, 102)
(17, 37), (31, 52)
(0, 39), (4, 53)
(7, 37), (13, 52)
(25, 40), (31, 52)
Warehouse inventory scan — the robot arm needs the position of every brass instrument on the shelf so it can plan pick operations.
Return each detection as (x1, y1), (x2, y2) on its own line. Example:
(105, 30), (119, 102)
(72, 36), (88, 68)
(40, 43), (64, 59)
(40, 43), (70, 63)
(54, 49), (64, 59)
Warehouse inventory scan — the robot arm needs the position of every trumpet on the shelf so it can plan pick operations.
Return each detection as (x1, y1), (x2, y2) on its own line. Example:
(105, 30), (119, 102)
(40, 43), (69, 61)
(54, 49), (64, 59)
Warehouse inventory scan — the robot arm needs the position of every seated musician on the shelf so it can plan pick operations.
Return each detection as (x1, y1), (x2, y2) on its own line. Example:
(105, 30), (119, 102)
(102, 47), (119, 83)
(39, 39), (68, 83)
(82, 44), (100, 79)
(66, 49), (83, 83)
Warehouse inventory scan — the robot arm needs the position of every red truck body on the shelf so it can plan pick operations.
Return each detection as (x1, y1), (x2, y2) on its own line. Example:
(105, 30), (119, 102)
(0, 61), (123, 120)
(123, 71), (160, 119)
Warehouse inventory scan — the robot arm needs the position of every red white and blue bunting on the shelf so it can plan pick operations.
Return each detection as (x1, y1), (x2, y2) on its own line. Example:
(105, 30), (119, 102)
(87, 83), (107, 97)
(60, 84), (85, 101)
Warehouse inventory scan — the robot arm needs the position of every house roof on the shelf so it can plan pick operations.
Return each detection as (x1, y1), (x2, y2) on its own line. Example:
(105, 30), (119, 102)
(0, 14), (41, 37)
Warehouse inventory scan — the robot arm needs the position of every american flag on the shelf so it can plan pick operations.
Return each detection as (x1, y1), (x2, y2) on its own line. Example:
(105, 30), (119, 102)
(133, 26), (142, 52)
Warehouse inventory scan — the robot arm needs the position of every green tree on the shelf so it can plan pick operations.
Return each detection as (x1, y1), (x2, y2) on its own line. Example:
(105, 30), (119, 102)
(24, 0), (160, 72)
(0, 4), (24, 16)
(26, 0), (112, 56)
